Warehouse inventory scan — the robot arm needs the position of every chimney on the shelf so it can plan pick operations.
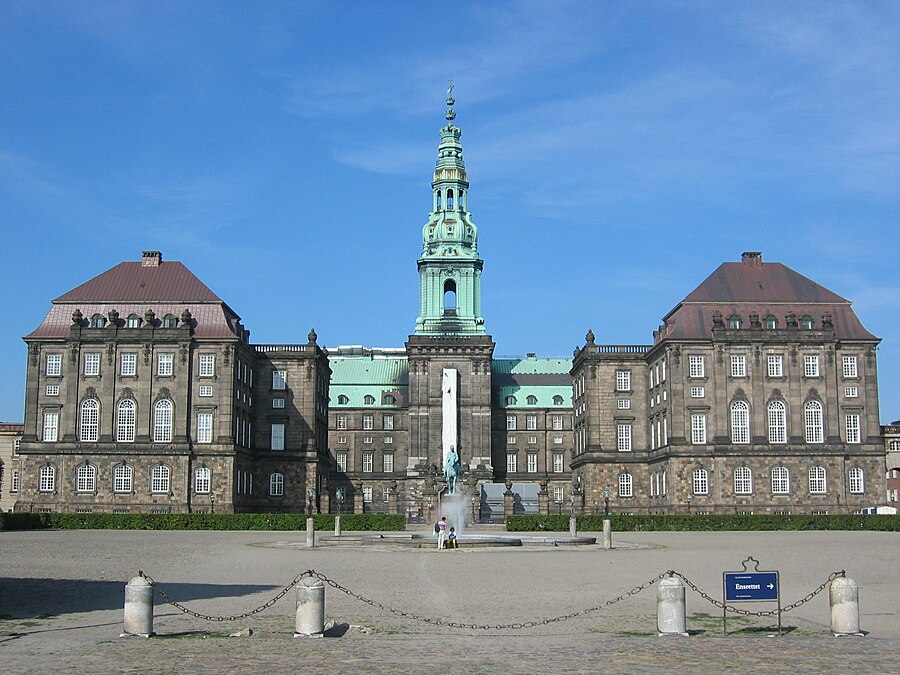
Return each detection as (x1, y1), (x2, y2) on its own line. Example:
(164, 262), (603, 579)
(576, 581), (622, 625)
(142, 250), (162, 267)
(741, 251), (762, 267)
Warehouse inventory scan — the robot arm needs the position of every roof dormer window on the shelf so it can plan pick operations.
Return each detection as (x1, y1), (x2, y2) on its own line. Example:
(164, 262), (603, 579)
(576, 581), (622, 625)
(90, 313), (105, 328)
(800, 315), (814, 330)
(728, 315), (742, 330)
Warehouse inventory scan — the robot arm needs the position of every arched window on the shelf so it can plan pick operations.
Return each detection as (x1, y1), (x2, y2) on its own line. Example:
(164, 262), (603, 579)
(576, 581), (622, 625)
(808, 466), (826, 494)
(195, 467), (211, 494)
(692, 468), (709, 495)
(447, 189), (454, 209)
(153, 399), (173, 443)
(39, 465), (55, 492)
(337, 395), (349, 405)
(151, 465), (170, 493)
(767, 401), (787, 444)
(127, 314), (141, 328)
(526, 395), (538, 405)
(728, 315), (742, 329)
(734, 466), (753, 494)
(269, 472), (284, 496)
(80, 399), (100, 442)
(771, 466), (790, 494)
(162, 314), (177, 328)
(505, 395), (517, 405)
(618, 473), (633, 498)
(436, 190), (442, 209)
(800, 315), (814, 330)
(804, 401), (824, 443)
(76, 464), (95, 492)
(384, 394), (395, 405)
(363, 395), (375, 405)
(113, 464), (132, 493)
(730, 401), (750, 444)
(90, 313), (105, 328)
(117, 399), (136, 443)
(443, 279), (457, 311)
(553, 395), (564, 405)
(848, 467), (864, 494)
(764, 315), (777, 330)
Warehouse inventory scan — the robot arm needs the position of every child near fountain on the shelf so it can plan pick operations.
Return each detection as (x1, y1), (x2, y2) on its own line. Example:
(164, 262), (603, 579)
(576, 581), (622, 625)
(446, 527), (458, 549)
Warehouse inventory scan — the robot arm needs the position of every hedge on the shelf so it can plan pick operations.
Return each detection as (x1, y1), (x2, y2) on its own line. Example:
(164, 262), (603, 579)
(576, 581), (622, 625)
(0, 512), (406, 532)
(506, 514), (900, 532)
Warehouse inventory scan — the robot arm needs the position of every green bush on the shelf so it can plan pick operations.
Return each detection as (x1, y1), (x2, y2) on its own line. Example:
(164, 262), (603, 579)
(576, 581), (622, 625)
(506, 514), (900, 532)
(0, 512), (405, 532)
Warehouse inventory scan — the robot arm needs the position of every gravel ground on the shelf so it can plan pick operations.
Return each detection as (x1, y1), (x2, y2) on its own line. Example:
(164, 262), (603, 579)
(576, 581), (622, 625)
(1, 528), (897, 673)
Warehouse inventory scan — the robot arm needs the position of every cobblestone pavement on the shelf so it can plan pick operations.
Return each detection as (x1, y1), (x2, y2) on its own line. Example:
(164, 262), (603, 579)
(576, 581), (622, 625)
(1, 528), (897, 673)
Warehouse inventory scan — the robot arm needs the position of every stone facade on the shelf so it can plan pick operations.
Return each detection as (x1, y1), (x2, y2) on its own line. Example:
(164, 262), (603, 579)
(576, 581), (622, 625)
(0, 423), (23, 512)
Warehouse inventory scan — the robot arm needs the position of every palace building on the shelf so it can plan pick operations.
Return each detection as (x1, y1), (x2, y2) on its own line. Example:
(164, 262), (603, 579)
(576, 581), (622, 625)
(13, 96), (886, 517)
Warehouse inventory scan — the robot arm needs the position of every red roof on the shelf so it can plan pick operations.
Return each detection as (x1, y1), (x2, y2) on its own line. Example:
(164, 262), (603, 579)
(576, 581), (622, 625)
(54, 261), (221, 303)
(682, 262), (848, 304)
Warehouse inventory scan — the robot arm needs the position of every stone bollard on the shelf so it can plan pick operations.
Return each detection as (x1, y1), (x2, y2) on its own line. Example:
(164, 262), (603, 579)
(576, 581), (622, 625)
(830, 576), (863, 636)
(294, 577), (325, 638)
(334, 515), (342, 537)
(569, 516), (577, 537)
(657, 575), (688, 637)
(121, 575), (154, 637)
(306, 517), (316, 548)
(602, 519), (612, 550)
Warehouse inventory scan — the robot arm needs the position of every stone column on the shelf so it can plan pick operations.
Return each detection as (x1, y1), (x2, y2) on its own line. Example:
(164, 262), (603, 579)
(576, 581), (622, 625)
(538, 479), (549, 515)
(504, 479), (515, 518)
(354, 482), (364, 515)
(388, 482), (399, 515)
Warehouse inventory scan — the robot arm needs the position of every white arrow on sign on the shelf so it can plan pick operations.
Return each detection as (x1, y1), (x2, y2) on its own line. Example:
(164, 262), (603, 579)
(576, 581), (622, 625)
(767, 583), (774, 589)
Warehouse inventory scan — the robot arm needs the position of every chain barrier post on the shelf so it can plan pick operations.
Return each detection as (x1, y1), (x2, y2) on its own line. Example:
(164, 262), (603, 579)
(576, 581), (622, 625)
(294, 577), (325, 638)
(306, 517), (316, 548)
(657, 574), (688, 637)
(121, 575), (154, 638)
(830, 576), (863, 637)
(602, 519), (612, 550)
(334, 515), (342, 537)
(569, 516), (577, 537)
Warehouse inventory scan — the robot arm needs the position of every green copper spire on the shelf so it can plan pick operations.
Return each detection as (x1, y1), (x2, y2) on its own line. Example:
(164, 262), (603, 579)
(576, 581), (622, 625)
(414, 85), (485, 335)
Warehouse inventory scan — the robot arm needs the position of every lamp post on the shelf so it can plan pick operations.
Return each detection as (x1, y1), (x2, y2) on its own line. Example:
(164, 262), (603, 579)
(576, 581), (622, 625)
(603, 485), (611, 517)
(687, 493), (693, 514)
(336, 487), (345, 515)
(307, 487), (315, 515)
(570, 492), (577, 518)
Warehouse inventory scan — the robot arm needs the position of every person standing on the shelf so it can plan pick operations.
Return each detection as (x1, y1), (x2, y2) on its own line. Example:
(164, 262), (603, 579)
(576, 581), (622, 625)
(437, 516), (448, 549)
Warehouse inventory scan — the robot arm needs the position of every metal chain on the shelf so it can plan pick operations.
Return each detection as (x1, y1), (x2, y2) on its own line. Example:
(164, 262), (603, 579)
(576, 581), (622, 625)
(672, 570), (844, 617)
(138, 570), (306, 622)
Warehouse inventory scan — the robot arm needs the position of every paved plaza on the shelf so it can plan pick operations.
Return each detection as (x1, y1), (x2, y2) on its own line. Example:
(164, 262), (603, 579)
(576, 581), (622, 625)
(1, 527), (898, 673)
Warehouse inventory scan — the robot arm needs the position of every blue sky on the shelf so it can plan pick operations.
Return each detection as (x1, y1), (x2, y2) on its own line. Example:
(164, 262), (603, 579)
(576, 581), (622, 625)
(1, 1), (898, 422)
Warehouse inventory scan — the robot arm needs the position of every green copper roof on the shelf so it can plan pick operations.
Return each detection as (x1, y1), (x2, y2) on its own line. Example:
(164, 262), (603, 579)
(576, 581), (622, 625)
(492, 357), (573, 376)
(329, 352), (408, 408)
(494, 385), (573, 409)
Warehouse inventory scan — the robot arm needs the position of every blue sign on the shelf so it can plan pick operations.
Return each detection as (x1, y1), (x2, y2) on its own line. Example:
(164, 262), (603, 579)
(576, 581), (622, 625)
(724, 572), (779, 601)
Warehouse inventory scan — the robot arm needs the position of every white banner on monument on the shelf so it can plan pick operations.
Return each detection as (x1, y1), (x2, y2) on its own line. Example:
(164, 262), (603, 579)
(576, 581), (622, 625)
(441, 368), (458, 467)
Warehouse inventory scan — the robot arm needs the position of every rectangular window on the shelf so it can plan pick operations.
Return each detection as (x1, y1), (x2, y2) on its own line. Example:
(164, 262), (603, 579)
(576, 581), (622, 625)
(690, 386), (705, 398)
(767, 354), (783, 378)
(553, 435), (563, 444)
(845, 414), (860, 444)
(199, 354), (215, 377)
(11, 469), (20, 492)
(363, 436), (372, 444)
(506, 454), (517, 473)
(337, 435), (346, 444)
(383, 415), (394, 430)
(271, 423), (285, 450)
(553, 454), (564, 473)
(39, 467), (55, 492)
(692, 470), (709, 495)
(730, 355), (747, 377)
(842, 355), (858, 378)
(552, 415), (564, 431)
(197, 413), (213, 444)
(363, 414), (374, 430)
(195, 469), (211, 494)
(553, 485), (564, 502)
(661, 360), (667, 381)
(337, 415), (347, 430)
(617, 424), (632, 452)
(689, 355), (705, 378)
(527, 436), (537, 445)
(384, 435), (393, 444)
(272, 398), (285, 408)
(46, 353), (62, 376)
(691, 414), (707, 444)
(43, 411), (59, 442)
(527, 453), (538, 473)
(336, 452), (347, 472)
(507, 436), (516, 445)
(526, 415), (537, 430)
(383, 453), (394, 473)
(157, 353), (174, 376)
(363, 486), (373, 503)
(120, 353), (137, 376)
(844, 386), (858, 398)
(617, 399), (631, 410)
(848, 469), (864, 494)
(616, 370), (631, 391)
(272, 370), (286, 390)
(84, 353), (100, 376)
(46, 384), (60, 396)
(804, 355), (820, 377)
(506, 415), (517, 431)
(383, 487), (391, 501)
(362, 452), (373, 472)
(199, 385), (213, 397)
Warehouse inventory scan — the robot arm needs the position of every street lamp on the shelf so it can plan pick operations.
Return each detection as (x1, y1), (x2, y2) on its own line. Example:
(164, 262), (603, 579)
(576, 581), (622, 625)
(687, 493), (693, 514)
(603, 485), (611, 517)
(336, 487), (345, 514)
(570, 492), (577, 517)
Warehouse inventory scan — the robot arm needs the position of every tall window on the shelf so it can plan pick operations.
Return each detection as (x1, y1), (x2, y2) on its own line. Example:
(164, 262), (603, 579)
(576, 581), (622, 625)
(845, 414), (861, 444)
(269, 473), (284, 496)
(552, 415), (564, 430)
(553, 454), (564, 473)
(527, 453), (538, 473)
(526, 415), (537, 430)
(46, 353), (62, 376)
(383, 415), (394, 430)
(337, 415), (347, 430)
(808, 466), (827, 494)
(616, 370), (631, 391)
(197, 413), (213, 444)
(771, 466), (790, 494)
(362, 452), (373, 472)
(804, 401), (824, 443)
(362, 486), (373, 503)
(270, 423), (285, 450)
(120, 353), (137, 376)
(80, 399), (100, 442)
(730, 355), (747, 377)
(153, 400), (173, 443)
(363, 414), (374, 430)
(336, 452), (347, 472)
(734, 467), (753, 494)
(383, 452), (394, 473)
(39, 465), (55, 492)
(731, 401), (750, 444)
(199, 354), (215, 377)
(848, 468), (864, 494)
(43, 411), (59, 442)
(767, 355), (783, 377)
(157, 353), (174, 376)
(691, 414), (707, 445)
(553, 486), (564, 502)
(113, 465), (132, 493)
(767, 401), (787, 444)
(506, 415), (517, 431)
(842, 355), (858, 378)
(804, 355), (819, 377)
(692, 468), (708, 495)
(11, 470), (20, 492)
(617, 424), (632, 452)
(76, 464), (95, 492)
(689, 355), (705, 378)
(272, 370), (286, 390)
(195, 467), (211, 494)
(151, 465), (170, 493)
(117, 399), (136, 442)
(618, 473), (633, 498)
(84, 353), (101, 376)
(506, 453), (517, 473)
